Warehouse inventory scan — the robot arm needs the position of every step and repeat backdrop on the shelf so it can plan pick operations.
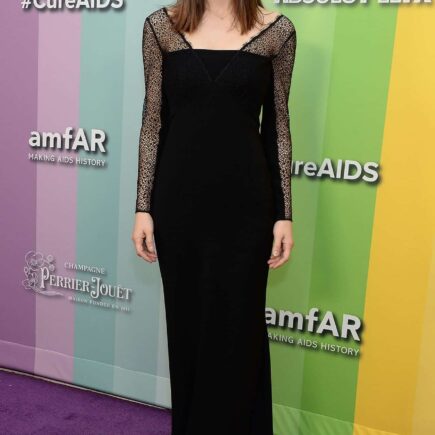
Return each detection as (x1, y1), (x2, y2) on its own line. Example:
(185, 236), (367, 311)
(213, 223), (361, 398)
(1, 0), (435, 434)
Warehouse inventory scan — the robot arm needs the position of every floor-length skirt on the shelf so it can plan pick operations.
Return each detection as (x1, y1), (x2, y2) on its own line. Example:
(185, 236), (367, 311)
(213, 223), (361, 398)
(151, 77), (276, 435)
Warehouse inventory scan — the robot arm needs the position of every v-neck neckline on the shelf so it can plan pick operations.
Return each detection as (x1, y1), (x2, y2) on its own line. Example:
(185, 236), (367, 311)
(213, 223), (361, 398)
(162, 7), (284, 84)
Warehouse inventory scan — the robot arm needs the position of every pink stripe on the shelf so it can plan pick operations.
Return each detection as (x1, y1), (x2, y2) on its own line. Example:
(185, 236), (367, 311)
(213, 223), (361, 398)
(35, 11), (81, 381)
(0, 5), (39, 373)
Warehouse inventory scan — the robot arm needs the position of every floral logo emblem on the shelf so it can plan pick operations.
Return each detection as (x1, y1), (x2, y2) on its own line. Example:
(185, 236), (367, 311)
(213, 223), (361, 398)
(22, 250), (63, 297)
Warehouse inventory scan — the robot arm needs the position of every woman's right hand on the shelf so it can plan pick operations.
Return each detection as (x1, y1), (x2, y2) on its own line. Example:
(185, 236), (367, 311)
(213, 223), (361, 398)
(132, 212), (158, 263)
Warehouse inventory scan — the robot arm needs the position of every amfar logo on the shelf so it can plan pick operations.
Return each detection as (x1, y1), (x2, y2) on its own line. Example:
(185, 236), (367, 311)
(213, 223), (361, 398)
(22, 251), (63, 297)
(29, 128), (107, 153)
(22, 251), (133, 304)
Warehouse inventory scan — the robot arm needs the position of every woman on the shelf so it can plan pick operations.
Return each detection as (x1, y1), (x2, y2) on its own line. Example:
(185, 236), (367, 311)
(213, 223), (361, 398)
(131, 1), (296, 434)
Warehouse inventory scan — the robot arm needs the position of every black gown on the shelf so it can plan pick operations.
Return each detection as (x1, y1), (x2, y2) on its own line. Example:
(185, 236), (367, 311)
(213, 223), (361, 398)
(135, 7), (297, 435)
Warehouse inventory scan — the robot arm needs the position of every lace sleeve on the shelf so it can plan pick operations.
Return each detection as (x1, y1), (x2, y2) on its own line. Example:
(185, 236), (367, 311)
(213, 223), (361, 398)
(135, 17), (163, 213)
(260, 25), (297, 222)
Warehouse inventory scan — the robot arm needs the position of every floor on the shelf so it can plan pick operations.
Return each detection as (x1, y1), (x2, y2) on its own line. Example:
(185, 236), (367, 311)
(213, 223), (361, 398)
(0, 368), (171, 434)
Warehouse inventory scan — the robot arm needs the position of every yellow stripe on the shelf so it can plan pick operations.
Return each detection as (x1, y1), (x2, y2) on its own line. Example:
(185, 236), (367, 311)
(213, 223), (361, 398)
(412, 238), (435, 434)
(354, 4), (435, 435)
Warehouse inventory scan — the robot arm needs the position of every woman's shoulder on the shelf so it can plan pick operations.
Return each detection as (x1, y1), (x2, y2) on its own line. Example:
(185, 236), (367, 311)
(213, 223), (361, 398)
(144, 6), (168, 28)
(259, 6), (296, 36)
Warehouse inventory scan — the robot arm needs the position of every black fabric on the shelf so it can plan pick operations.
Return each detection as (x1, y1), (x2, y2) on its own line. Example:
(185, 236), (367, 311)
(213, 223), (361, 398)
(195, 49), (239, 81)
(135, 7), (297, 220)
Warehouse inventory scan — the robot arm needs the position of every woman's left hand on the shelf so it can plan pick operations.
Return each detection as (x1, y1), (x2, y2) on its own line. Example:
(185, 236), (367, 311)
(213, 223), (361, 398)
(268, 220), (294, 269)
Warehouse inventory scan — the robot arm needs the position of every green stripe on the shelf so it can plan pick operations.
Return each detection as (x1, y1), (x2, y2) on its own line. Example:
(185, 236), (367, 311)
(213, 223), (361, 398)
(268, 1), (338, 424)
(274, 403), (354, 435)
(300, 3), (397, 431)
(113, 0), (167, 405)
(74, 8), (127, 392)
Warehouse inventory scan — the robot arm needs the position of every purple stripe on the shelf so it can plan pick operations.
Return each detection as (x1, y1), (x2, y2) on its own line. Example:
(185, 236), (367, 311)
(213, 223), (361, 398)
(0, 5), (39, 372)
(34, 12), (81, 381)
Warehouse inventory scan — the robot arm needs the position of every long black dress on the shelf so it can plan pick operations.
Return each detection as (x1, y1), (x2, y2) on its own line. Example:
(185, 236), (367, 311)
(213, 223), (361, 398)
(135, 7), (297, 435)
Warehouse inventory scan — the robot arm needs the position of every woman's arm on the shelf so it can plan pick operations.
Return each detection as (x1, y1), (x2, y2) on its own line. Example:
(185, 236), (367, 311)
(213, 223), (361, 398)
(135, 17), (163, 214)
(261, 21), (297, 268)
(260, 25), (297, 222)
(132, 17), (163, 262)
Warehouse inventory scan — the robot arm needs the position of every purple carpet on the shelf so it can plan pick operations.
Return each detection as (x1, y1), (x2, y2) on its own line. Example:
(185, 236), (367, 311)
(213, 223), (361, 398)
(0, 370), (171, 434)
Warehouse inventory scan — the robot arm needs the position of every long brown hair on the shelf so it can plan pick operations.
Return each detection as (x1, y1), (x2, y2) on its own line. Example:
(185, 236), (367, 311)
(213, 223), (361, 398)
(165, 0), (268, 35)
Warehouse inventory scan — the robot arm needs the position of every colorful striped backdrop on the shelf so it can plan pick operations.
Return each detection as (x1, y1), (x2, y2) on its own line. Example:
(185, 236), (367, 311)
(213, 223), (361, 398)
(1, 1), (434, 434)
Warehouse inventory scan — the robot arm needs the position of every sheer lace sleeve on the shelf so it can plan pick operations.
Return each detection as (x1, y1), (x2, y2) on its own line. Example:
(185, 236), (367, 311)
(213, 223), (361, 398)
(135, 17), (163, 213)
(260, 24), (297, 222)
